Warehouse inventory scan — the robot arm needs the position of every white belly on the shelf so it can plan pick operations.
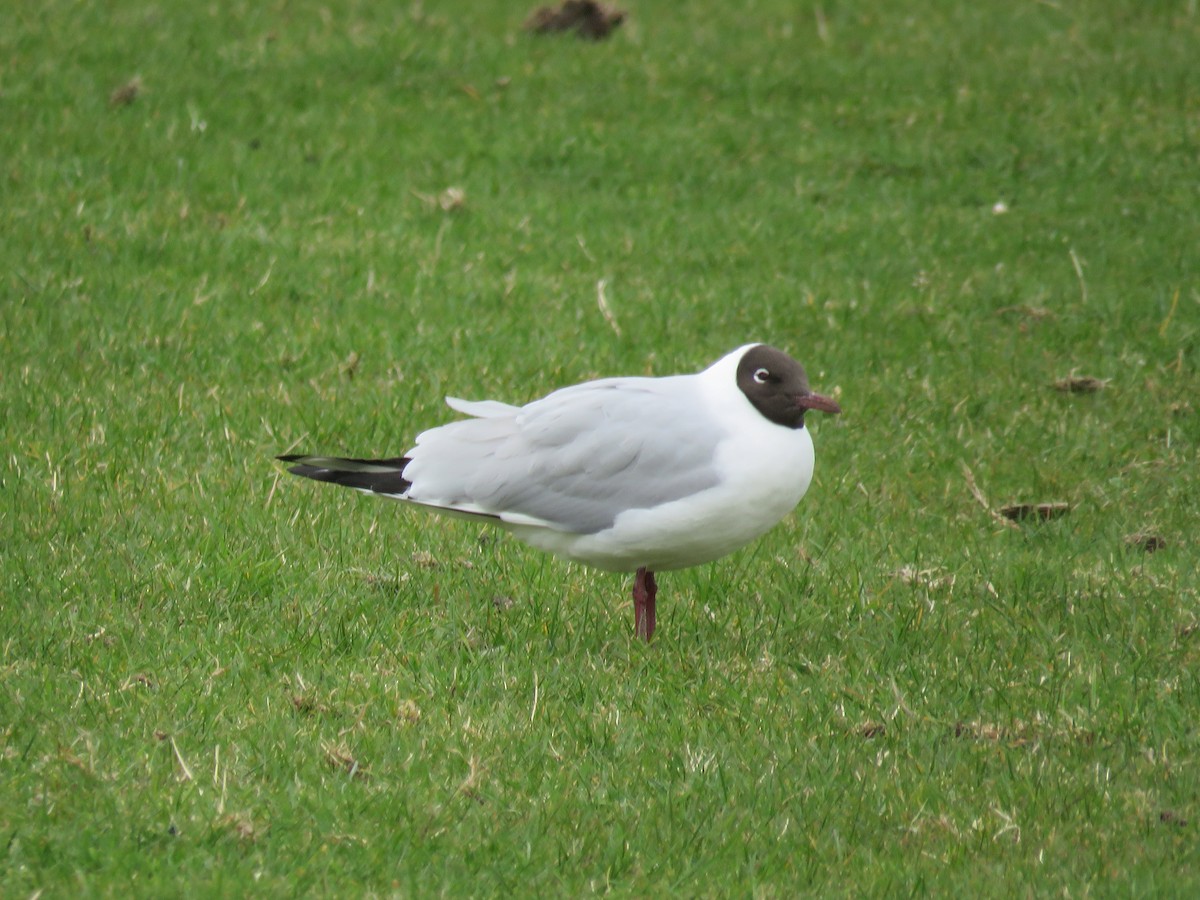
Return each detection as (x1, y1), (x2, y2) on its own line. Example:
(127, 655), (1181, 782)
(508, 424), (816, 572)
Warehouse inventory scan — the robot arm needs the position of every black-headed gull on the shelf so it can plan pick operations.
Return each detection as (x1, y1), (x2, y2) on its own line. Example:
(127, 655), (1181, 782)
(279, 344), (841, 640)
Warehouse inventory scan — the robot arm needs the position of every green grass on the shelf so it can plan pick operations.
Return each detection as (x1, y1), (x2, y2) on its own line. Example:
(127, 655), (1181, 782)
(3, 0), (1199, 894)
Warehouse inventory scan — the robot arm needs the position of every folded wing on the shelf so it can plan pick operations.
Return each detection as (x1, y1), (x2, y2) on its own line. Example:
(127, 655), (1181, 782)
(404, 376), (725, 534)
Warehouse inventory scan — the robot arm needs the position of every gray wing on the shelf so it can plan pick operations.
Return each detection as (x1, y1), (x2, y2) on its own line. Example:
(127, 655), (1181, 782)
(403, 376), (724, 534)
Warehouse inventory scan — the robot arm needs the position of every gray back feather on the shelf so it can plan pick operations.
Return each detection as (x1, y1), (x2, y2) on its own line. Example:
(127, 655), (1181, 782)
(405, 376), (723, 533)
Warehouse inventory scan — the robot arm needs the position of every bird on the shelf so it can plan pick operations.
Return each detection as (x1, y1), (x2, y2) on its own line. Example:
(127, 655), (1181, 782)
(278, 343), (841, 640)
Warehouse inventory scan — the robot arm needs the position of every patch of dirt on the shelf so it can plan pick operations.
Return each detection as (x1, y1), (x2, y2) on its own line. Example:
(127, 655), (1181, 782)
(109, 76), (142, 107)
(1125, 532), (1166, 553)
(525, 1), (625, 40)
(999, 502), (1070, 522)
(1053, 375), (1108, 393)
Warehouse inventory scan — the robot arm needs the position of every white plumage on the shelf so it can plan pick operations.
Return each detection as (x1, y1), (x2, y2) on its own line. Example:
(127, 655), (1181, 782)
(280, 343), (840, 639)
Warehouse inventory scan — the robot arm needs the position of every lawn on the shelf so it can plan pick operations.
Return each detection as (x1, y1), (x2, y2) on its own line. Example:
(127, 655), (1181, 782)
(2, 0), (1198, 894)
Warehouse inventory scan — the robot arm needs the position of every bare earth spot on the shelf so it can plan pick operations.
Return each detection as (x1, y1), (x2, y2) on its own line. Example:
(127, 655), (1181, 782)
(1053, 375), (1108, 393)
(1125, 532), (1166, 553)
(999, 502), (1070, 522)
(109, 76), (142, 107)
(525, 0), (626, 40)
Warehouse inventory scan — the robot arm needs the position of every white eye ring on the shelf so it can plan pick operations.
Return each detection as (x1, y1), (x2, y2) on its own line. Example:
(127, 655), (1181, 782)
(753, 368), (770, 384)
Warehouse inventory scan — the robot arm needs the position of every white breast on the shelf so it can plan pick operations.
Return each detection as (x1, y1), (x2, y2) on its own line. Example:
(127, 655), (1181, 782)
(506, 355), (818, 573)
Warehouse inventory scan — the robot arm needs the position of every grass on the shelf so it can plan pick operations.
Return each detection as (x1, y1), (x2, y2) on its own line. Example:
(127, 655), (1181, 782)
(2, 0), (1198, 894)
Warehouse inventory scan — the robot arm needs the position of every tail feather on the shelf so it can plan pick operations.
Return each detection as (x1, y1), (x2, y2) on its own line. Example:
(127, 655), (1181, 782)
(277, 454), (412, 496)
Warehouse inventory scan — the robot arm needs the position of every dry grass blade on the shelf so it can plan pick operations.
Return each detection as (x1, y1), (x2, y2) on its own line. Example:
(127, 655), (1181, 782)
(596, 279), (621, 336)
(323, 743), (370, 780)
(961, 462), (1020, 530)
(889, 565), (956, 592)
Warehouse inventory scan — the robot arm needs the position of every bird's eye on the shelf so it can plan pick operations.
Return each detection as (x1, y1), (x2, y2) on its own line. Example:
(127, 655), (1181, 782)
(753, 368), (770, 385)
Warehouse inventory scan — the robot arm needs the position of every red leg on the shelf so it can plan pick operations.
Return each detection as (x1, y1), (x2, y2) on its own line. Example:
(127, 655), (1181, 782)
(633, 567), (657, 641)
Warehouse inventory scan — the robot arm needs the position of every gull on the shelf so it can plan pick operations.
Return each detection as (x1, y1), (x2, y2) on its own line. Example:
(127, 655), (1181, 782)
(278, 343), (841, 640)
